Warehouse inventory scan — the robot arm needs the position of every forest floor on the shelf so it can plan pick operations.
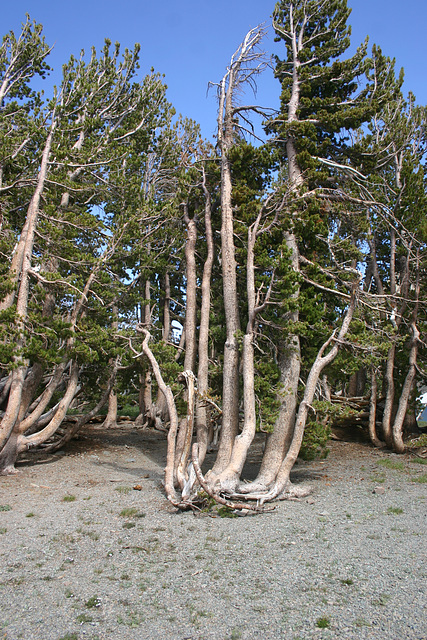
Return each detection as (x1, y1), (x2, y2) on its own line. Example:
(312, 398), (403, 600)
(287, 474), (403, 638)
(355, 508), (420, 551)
(0, 424), (426, 640)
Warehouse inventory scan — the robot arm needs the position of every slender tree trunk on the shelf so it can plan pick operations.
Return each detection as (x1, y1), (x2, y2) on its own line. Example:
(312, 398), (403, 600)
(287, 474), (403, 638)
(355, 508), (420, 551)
(175, 207), (198, 488)
(195, 167), (214, 465)
(368, 369), (383, 447)
(140, 328), (180, 505)
(211, 74), (241, 476)
(162, 272), (171, 342)
(102, 306), (119, 429)
(136, 280), (153, 427)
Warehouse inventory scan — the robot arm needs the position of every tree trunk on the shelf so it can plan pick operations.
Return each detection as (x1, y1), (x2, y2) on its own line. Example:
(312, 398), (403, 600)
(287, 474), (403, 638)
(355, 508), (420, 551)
(368, 369), (383, 447)
(195, 167), (215, 465)
(210, 72), (241, 476)
(174, 206), (198, 486)
(103, 390), (118, 429)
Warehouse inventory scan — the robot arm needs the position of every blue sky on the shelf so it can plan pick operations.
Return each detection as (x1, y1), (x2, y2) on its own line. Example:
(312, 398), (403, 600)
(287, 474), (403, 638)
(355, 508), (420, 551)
(3, 1), (426, 141)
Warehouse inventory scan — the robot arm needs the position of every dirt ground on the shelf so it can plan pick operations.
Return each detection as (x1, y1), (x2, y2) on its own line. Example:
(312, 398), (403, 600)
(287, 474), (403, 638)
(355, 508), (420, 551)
(0, 424), (426, 640)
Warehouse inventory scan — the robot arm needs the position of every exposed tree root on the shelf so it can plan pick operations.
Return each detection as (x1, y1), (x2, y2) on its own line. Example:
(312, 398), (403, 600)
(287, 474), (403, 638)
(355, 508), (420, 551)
(189, 443), (273, 514)
(231, 481), (312, 505)
(0, 465), (20, 476)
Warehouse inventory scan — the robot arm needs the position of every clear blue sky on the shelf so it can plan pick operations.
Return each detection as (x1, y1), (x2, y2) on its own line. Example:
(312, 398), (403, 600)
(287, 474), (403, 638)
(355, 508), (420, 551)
(2, 1), (426, 141)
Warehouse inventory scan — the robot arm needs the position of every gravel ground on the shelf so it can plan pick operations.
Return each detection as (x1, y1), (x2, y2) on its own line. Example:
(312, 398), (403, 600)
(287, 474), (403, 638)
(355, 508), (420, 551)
(0, 425), (426, 640)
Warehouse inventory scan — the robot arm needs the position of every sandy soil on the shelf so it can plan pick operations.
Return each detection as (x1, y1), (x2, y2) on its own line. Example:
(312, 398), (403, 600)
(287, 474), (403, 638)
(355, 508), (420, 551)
(0, 425), (426, 640)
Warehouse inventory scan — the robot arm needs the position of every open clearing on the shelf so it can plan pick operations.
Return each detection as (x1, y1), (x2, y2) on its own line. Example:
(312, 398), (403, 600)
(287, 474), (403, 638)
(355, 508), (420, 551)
(0, 425), (426, 640)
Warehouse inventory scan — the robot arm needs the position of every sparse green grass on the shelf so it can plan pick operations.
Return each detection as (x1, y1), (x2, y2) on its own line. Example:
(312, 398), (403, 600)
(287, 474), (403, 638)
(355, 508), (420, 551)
(52, 532), (75, 543)
(370, 473), (386, 483)
(412, 458), (427, 465)
(231, 629), (242, 640)
(76, 613), (93, 623)
(0, 504), (12, 511)
(85, 595), (101, 609)
(119, 507), (138, 517)
(0, 527), (7, 534)
(340, 578), (354, 585)
(58, 633), (79, 640)
(355, 617), (371, 627)
(387, 507), (404, 515)
(115, 486), (131, 494)
(76, 527), (99, 540)
(117, 611), (144, 627)
(122, 522), (136, 529)
(316, 616), (331, 628)
(377, 458), (405, 471)
(373, 593), (391, 606)
(25, 512), (35, 518)
(62, 494), (76, 502)
(412, 474), (427, 484)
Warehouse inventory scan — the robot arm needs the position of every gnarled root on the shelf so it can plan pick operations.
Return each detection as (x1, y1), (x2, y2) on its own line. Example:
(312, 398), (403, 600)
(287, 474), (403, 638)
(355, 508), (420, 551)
(278, 482), (312, 500)
(231, 481), (312, 505)
(0, 465), (20, 476)
(190, 443), (272, 514)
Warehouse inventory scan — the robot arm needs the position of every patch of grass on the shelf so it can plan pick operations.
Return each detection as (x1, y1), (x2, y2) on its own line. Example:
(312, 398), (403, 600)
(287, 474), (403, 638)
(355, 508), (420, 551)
(0, 527), (7, 534)
(412, 474), (427, 484)
(412, 458), (427, 465)
(387, 507), (404, 515)
(62, 495), (76, 502)
(377, 458), (405, 471)
(115, 486), (131, 494)
(217, 506), (237, 518)
(119, 507), (139, 517)
(316, 616), (331, 628)
(117, 612), (144, 627)
(76, 613), (93, 623)
(231, 629), (242, 640)
(0, 504), (12, 511)
(370, 473), (386, 483)
(25, 512), (35, 518)
(64, 588), (74, 598)
(355, 617), (371, 627)
(58, 634), (79, 640)
(373, 593), (390, 606)
(407, 433), (427, 447)
(85, 595), (101, 609)
(122, 522), (136, 529)
(76, 527), (99, 540)
(52, 532), (75, 543)
(340, 578), (354, 585)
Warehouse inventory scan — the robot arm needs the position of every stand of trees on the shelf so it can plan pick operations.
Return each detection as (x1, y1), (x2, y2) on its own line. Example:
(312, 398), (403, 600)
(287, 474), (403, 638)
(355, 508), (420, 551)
(0, 5), (426, 512)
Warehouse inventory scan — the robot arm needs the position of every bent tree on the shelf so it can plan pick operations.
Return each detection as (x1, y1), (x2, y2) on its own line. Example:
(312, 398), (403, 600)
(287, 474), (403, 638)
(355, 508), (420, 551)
(0, 21), (172, 473)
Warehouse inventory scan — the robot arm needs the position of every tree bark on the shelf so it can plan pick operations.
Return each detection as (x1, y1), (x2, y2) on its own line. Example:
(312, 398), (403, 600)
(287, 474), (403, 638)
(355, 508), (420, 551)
(368, 369), (383, 448)
(195, 166), (215, 465)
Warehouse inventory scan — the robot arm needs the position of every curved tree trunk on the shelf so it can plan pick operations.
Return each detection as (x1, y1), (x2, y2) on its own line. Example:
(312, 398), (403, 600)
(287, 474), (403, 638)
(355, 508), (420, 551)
(238, 290), (357, 503)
